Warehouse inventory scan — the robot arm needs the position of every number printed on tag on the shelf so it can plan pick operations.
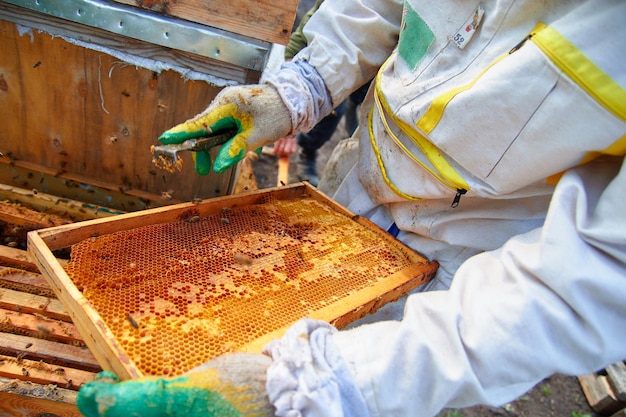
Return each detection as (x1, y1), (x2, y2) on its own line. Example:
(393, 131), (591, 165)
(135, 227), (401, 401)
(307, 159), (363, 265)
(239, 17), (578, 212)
(453, 3), (485, 50)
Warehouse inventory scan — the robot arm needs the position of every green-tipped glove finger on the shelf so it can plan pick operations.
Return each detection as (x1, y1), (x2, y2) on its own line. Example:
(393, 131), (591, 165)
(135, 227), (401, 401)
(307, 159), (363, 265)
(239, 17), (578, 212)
(158, 85), (293, 175)
(77, 353), (274, 417)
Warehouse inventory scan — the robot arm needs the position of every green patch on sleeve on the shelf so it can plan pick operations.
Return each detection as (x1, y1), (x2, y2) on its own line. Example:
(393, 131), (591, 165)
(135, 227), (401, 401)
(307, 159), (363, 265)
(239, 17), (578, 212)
(398, 2), (435, 70)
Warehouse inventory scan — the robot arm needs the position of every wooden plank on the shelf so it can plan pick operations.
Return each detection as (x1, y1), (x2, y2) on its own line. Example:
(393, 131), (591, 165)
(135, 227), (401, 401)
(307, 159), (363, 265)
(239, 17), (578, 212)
(0, 353), (95, 390)
(579, 373), (626, 415)
(111, 0), (298, 45)
(0, 200), (72, 229)
(0, 378), (81, 416)
(0, 17), (239, 204)
(0, 158), (176, 212)
(0, 332), (100, 372)
(0, 183), (125, 222)
(0, 245), (39, 272)
(0, 308), (84, 346)
(0, 391), (80, 417)
(0, 288), (70, 322)
(0, 247), (66, 273)
(607, 362), (626, 402)
(0, 266), (57, 297)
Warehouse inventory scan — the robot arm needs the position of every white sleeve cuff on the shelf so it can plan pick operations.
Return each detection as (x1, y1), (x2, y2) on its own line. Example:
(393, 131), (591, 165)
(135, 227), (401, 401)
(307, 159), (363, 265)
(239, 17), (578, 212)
(262, 61), (333, 134)
(263, 318), (370, 417)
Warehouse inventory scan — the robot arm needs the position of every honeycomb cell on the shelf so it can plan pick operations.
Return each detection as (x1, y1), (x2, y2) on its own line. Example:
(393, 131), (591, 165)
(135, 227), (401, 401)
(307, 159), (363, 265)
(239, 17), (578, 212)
(64, 197), (418, 377)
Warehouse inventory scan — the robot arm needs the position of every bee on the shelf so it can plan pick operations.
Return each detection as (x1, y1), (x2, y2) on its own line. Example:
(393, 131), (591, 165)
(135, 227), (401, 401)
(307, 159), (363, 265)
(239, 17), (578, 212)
(234, 253), (253, 266)
(219, 218), (230, 225)
(37, 324), (51, 336)
(126, 314), (139, 329)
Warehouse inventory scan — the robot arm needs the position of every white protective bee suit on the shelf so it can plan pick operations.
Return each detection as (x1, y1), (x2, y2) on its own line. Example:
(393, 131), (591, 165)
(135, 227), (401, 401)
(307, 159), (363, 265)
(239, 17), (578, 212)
(261, 0), (626, 416)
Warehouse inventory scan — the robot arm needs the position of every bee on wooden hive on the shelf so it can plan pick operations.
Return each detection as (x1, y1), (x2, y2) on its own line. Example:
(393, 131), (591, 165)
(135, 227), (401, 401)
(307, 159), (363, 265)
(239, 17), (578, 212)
(37, 324), (51, 336)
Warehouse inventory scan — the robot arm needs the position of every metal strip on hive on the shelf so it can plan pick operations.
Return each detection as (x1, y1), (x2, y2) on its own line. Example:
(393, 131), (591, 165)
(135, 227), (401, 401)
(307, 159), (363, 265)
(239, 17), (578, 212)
(2, 0), (270, 71)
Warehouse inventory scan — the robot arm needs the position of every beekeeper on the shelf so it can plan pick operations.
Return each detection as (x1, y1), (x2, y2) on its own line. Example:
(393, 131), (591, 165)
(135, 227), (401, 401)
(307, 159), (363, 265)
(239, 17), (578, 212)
(77, 0), (626, 416)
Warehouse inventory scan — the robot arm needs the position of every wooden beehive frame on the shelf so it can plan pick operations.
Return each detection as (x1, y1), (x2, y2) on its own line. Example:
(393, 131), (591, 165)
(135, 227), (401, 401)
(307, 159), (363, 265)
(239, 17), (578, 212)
(28, 183), (437, 380)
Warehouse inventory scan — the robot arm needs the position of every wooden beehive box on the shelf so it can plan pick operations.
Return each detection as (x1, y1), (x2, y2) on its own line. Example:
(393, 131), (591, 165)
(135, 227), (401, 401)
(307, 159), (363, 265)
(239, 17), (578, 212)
(0, 0), (295, 210)
(28, 183), (437, 380)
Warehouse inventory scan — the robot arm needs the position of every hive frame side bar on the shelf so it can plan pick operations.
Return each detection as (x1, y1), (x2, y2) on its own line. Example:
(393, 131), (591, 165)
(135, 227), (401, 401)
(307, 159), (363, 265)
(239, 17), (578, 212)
(240, 261), (438, 353)
(27, 230), (142, 380)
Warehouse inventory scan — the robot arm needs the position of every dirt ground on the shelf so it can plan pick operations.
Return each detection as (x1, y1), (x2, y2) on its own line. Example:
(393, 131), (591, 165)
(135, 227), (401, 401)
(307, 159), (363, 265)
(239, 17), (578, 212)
(250, 119), (600, 417)
(437, 373), (599, 417)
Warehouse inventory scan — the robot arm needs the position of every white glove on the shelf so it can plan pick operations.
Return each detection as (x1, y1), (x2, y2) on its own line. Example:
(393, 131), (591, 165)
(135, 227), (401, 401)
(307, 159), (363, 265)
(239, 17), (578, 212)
(158, 84), (292, 174)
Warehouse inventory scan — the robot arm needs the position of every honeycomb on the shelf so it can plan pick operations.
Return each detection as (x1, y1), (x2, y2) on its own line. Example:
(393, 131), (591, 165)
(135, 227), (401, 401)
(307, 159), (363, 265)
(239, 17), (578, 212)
(64, 196), (419, 377)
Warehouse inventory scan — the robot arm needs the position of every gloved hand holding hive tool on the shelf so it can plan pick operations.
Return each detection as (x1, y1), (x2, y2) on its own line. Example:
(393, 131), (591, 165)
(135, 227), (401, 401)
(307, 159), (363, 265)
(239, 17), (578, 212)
(156, 85), (293, 175)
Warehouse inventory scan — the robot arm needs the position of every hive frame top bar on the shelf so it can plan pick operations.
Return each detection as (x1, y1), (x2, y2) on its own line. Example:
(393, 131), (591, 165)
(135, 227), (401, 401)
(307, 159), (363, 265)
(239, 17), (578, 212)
(27, 183), (437, 379)
(2, 0), (271, 71)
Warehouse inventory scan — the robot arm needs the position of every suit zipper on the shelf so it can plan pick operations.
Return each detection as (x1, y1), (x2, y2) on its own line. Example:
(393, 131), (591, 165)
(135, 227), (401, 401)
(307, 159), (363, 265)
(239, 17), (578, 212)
(509, 34), (533, 54)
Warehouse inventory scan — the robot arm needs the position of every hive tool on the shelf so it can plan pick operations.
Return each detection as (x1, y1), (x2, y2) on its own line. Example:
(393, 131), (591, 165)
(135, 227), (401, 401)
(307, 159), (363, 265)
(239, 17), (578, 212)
(151, 129), (236, 172)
